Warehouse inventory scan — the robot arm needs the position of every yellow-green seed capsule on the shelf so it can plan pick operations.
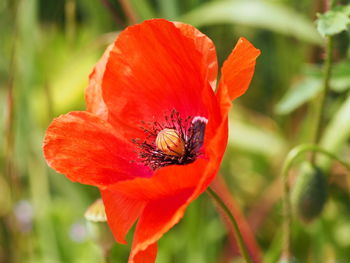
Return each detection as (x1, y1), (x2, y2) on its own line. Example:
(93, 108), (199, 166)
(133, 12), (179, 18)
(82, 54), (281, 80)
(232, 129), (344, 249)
(291, 162), (328, 223)
(156, 128), (185, 157)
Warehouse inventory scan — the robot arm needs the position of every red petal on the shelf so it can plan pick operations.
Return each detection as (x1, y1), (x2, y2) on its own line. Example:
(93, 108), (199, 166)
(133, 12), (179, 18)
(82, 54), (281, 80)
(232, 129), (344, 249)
(217, 37), (260, 115)
(108, 158), (209, 200)
(173, 21), (223, 154)
(129, 189), (193, 263)
(101, 19), (215, 141)
(173, 22), (218, 91)
(211, 39), (259, 166)
(107, 131), (227, 263)
(101, 189), (146, 244)
(85, 44), (114, 120)
(112, 151), (225, 263)
(43, 111), (151, 187)
(131, 242), (157, 263)
(197, 121), (228, 194)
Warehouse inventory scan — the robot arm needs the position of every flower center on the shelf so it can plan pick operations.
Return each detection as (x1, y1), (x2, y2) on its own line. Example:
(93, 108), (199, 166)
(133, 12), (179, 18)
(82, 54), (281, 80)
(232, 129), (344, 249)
(132, 109), (207, 170)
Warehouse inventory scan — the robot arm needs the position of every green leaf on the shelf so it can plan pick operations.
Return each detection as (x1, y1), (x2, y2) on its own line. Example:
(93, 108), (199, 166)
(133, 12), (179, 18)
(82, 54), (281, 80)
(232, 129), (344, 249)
(180, 0), (322, 45)
(316, 9), (350, 37)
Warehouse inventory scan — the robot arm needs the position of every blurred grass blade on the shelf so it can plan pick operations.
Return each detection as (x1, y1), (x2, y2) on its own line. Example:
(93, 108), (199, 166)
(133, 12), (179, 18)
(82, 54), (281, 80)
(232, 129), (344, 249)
(263, 229), (283, 263)
(180, 0), (323, 45)
(275, 78), (322, 115)
(129, 0), (157, 21)
(210, 176), (262, 263)
(275, 61), (350, 115)
(0, 175), (11, 217)
(228, 118), (286, 158)
(330, 60), (350, 92)
(157, 0), (178, 19)
(319, 95), (350, 169)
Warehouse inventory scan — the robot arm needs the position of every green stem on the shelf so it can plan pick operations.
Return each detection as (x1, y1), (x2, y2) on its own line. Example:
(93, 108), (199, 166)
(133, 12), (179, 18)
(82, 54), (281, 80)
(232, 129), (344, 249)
(311, 36), (334, 164)
(207, 187), (254, 263)
(281, 143), (350, 259)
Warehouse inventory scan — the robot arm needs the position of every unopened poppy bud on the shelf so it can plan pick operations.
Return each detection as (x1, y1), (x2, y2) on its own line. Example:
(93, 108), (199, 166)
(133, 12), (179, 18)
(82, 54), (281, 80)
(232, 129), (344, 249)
(85, 199), (114, 254)
(156, 128), (185, 157)
(291, 162), (328, 223)
(85, 198), (107, 222)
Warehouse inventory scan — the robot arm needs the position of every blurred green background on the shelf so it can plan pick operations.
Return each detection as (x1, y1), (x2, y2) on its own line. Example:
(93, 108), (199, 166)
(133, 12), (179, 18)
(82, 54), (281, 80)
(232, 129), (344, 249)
(1, 0), (350, 262)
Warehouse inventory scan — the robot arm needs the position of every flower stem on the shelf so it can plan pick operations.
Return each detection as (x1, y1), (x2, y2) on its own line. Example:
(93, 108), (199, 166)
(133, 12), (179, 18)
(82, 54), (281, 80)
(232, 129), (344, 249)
(207, 187), (254, 263)
(311, 36), (334, 164)
(281, 143), (350, 259)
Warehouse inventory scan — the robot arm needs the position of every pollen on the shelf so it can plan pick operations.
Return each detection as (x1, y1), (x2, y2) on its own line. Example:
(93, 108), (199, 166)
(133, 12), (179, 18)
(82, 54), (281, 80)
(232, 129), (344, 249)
(155, 128), (185, 157)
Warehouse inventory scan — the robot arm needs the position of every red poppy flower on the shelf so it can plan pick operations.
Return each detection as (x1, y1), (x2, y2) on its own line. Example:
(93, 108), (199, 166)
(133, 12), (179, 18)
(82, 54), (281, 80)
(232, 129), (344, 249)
(43, 19), (260, 263)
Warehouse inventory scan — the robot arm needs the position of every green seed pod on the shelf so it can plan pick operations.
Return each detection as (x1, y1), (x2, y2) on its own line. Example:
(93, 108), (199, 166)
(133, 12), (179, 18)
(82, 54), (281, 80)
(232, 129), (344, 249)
(291, 162), (328, 223)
